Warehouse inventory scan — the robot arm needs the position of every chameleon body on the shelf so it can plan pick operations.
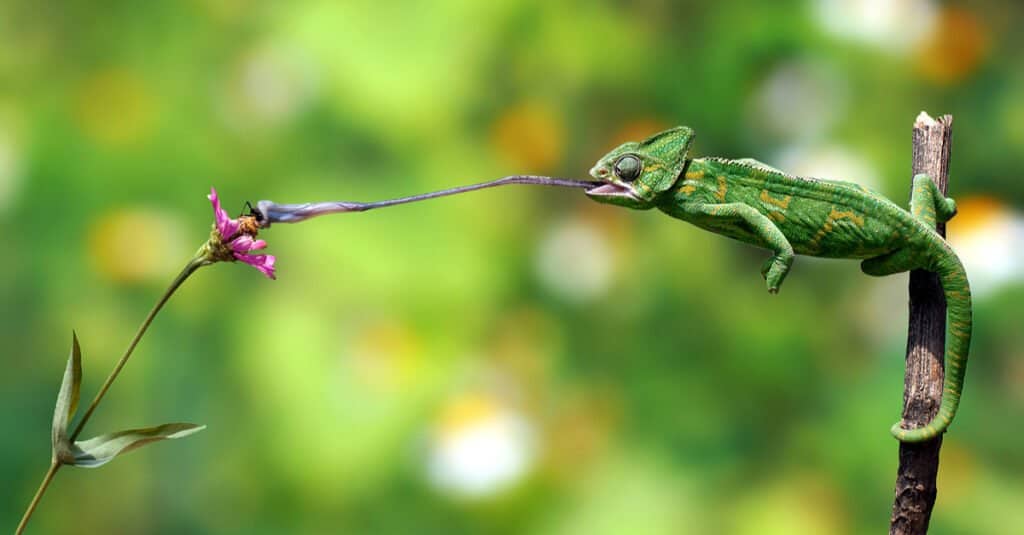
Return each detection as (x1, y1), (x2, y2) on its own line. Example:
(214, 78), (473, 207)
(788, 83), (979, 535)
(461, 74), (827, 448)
(585, 126), (972, 443)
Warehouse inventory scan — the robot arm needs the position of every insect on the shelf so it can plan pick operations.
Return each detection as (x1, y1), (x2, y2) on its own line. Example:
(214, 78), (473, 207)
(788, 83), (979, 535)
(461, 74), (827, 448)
(237, 201), (264, 235)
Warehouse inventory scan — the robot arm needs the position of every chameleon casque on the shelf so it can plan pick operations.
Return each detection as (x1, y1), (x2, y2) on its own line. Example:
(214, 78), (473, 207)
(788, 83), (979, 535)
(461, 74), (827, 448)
(584, 126), (972, 443)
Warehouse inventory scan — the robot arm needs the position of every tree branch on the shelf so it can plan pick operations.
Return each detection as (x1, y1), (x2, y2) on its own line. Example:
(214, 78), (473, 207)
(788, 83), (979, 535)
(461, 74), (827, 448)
(889, 112), (954, 534)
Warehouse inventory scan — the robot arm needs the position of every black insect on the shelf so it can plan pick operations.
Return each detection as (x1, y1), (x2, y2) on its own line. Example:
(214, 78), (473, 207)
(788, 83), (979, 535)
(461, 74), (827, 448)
(241, 201), (265, 223)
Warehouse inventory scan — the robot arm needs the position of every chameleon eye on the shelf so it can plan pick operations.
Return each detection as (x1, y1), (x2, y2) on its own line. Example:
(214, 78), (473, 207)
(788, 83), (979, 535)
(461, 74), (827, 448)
(614, 155), (643, 182)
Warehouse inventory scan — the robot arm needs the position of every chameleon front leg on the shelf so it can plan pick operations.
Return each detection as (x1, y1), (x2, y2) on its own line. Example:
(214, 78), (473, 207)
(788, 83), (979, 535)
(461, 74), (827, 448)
(683, 202), (795, 293)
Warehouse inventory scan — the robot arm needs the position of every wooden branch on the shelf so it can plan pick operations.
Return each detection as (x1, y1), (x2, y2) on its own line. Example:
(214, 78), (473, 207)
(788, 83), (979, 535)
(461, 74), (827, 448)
(889, 112), (954, 535)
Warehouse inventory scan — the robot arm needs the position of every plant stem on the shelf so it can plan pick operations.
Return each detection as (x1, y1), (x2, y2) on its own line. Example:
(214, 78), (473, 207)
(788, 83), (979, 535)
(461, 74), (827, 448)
(15, 255), (207, 534)
(69, 257), (206, 441)
(15, 462), (61, 535)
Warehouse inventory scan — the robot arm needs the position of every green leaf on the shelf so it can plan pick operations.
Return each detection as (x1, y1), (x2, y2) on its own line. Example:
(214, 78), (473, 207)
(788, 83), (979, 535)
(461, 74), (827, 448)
(71, 423), (206, 468)
(51, 332), (82, 462)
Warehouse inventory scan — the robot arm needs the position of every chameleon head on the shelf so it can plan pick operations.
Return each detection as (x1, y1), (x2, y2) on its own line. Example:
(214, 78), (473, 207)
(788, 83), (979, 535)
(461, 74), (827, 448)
(586, 126), (694, 209)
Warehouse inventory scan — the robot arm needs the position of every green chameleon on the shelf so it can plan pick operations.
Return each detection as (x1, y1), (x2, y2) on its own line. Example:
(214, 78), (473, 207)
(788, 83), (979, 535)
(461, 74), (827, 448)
(584, 126), (972, 443)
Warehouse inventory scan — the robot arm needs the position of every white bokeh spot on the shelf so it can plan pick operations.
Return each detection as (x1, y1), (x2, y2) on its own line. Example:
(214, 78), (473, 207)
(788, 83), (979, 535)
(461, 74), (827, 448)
(815, 0), (938, 52)
(775, 144), (881, 190)
(427, 403), (537, 499)
(536, 219), (614, 302)
(749, 58), (849, 142)
(222, 43), (321, 129)
(950, 210), (1024, 298)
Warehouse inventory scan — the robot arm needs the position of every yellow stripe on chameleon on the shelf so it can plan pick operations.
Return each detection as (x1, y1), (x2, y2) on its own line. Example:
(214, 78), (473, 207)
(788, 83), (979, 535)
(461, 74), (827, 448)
(760, 190), (792, 209)
(830, 208), (865, 227)
(808, 207), (866, 249)
(714, 176), (728, 202)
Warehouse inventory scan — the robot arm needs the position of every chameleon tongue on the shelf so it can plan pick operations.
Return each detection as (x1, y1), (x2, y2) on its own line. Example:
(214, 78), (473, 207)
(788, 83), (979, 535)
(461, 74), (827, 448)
(586, 183), (631, 195)
(255, 176), (601, 225)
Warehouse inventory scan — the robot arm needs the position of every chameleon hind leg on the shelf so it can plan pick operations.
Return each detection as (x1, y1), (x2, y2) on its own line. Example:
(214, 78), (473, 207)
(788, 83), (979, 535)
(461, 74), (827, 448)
(910, 173), (957, 227)
(861, 248), (919, 277)
(863, 174), (957, 276)
(683, 202), (795, 293)
(867, 175), (955, 275)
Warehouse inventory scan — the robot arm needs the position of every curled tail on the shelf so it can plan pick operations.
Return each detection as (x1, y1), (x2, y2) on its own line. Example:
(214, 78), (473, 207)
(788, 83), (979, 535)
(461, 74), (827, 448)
(891, 243), (973, 442)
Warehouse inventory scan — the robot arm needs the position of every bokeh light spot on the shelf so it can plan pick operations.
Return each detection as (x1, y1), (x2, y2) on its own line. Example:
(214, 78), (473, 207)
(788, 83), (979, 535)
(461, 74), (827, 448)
(492, 102), (565, 171)
(774, 144), (880, 190)
(608, 118), (672, 148)
(88, 209), (186, 283)
(815, 0), (937, 52)
(347, 319), (422, 393)
(730, 476), (848, 535)
(427, 391), (537, 499)
(749, 58), (849, 141)
(947, 196), (1024, 298)
(915, 7), (989, 85)
(535, 218), (615, 302)
(221, 44), (320, 130)
(74, 69), (156, 145)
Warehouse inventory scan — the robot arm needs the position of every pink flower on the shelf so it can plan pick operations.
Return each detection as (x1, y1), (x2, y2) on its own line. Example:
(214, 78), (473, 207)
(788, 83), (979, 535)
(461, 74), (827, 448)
(208, 188), (276, 280)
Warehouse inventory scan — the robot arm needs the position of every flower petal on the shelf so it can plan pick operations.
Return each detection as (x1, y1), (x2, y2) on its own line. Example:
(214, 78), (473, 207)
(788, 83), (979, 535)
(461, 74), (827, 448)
(208, 187), (240, 238)
(229, 235), (253, 253)
(234, 252), (276, 279)
(228, 235), (268, 254)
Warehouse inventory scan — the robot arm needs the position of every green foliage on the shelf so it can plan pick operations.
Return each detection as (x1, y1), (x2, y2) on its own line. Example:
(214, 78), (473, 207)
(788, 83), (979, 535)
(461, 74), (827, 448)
(48, 333), (204, 469)
(70, 423), (205, 469)
(50, 333), (82, 465)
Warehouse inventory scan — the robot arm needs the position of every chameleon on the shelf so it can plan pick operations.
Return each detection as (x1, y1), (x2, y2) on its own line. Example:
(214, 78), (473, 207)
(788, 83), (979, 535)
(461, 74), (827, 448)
(583, 126), (972, 443)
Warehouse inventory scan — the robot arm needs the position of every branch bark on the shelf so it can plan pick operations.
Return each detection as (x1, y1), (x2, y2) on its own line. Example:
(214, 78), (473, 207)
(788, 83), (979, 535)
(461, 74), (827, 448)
(889, 112), (954, 535)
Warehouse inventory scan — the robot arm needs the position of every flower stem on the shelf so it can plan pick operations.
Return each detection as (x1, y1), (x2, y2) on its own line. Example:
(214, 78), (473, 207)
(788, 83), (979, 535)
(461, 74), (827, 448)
(16, 255), (207, 534)
(15, 462), (61, 535)
(69, 257), (206, 441)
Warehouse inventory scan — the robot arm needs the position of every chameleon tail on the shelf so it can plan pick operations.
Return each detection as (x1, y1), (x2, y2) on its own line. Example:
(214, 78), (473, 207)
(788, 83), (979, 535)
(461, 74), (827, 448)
(891, 243), (973, 442)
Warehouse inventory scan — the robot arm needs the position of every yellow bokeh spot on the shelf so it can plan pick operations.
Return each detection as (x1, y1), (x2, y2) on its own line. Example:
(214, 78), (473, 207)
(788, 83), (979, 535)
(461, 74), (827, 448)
(74, 69), (157, 145)
(947, 196), (1007, 236)
(492, 102), (565, 171)
(916, 7), (989, 85)
(88, 209), (184, 283)
(436, 392), (500, 440)
(609, 118), (671, 148)
(349, 320), (422, 391)
(936, 440), (977, 505)
(730, 475), (848, 535)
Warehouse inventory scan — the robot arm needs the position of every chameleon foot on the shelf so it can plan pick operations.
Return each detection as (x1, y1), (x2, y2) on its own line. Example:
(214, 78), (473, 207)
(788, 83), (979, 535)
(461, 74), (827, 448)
(760, 252), (793, 293)
(941, 198), (958, 222)
(911, 173), (958, 224)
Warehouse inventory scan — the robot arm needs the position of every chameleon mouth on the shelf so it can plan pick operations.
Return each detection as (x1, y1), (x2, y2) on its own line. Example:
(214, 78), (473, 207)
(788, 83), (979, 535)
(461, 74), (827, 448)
(585, 182), (636, 199)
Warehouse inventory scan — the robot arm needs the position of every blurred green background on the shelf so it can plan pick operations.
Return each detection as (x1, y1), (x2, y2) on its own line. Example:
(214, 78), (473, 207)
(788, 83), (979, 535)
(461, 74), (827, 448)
(3, 0), (1024, 533)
